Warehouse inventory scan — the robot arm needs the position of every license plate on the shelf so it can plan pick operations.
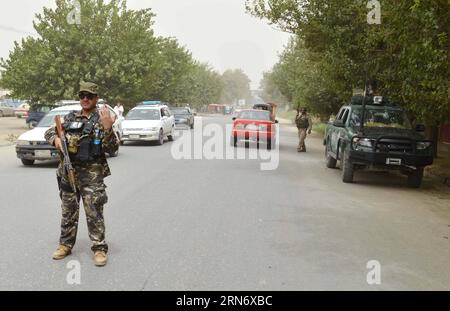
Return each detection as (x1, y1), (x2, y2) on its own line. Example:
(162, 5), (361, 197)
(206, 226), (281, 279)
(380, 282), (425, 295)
(35, 150), (51, 158)
(386, 158), (402, 165)
(130, 135), (140, 139)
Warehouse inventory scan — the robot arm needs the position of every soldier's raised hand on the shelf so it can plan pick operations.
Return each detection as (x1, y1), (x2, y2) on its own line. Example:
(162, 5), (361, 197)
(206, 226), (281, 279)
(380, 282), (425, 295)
(99, 106), (115, 131)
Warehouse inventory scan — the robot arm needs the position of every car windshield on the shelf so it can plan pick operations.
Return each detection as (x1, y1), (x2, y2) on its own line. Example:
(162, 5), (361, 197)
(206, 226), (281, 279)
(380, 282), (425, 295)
(172, 108), (190, 115)
(350, 107), (412, 129)
(38, 110), (72, 127)
(238, 110), (271, 121)
(125, 109), (160, 120)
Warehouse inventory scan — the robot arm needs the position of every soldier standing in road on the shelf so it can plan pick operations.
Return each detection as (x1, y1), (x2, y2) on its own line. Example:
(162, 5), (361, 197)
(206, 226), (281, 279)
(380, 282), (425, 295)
(45, 82), (118, 267)
(295, 107), (313, 152)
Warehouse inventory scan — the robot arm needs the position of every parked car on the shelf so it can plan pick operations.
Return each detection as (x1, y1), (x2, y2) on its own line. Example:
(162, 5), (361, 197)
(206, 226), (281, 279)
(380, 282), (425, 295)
(26, 104), (56, 128)
(16, 103), (122, 166)
(231, 109), (278, 150)
(171, 107), (195, 129)
(324, 95), (434, 187)
(0, 101), (15, 117)
(121, 101), (175, 145)
(14, 103), (30, 118)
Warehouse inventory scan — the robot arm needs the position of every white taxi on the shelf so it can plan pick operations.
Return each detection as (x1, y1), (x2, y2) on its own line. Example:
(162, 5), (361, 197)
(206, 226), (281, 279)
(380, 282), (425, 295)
(121, 101), (175, 145)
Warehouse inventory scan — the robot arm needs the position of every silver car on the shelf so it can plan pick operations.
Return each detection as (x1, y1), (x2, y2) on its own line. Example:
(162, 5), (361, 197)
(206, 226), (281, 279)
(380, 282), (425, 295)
(0, 102), (15, 117)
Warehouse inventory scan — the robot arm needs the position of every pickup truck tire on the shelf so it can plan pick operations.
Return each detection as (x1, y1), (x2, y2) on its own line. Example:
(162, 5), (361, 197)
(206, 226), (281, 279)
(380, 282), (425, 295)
(21, 159), (35, 166)
(407, 167), (424, 188)
(325, 141), (337, 168)
(267, 138), (272, 150)
(341, 149), (354, 183)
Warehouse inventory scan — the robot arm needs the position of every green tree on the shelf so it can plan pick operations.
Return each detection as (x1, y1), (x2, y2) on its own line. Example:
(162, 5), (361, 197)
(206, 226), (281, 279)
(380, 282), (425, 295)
(220, 69), (251, 105)
(1, 0), (161, 108)
(247, 0), (449, 126)
(0, 0), (224, 112)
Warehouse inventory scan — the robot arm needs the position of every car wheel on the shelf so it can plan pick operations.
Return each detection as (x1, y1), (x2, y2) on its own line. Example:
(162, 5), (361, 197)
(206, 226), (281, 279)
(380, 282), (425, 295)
(108, 148), (119, 157)
(21, 159), (35, 166)
(325, 140), (337, 168)
(168, 127), (174, 141)
(407, 167), (424, 188)
(157, 129), (164, 145)
(341, 149), (354, 183)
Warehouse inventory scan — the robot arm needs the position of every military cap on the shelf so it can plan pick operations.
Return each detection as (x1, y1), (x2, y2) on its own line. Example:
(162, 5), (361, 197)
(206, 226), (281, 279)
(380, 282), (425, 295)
(79, 82), (99, 95)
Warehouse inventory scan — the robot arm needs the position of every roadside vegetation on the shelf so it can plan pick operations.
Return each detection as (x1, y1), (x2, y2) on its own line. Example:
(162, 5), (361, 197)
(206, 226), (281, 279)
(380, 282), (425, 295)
(246, 0), (449, 132)
(0, 0), (252, 112)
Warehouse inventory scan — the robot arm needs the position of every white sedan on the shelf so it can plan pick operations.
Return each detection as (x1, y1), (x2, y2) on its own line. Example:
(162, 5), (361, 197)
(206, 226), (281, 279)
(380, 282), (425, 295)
(121, 104), (175, 145)
(15, 103), (122, 166)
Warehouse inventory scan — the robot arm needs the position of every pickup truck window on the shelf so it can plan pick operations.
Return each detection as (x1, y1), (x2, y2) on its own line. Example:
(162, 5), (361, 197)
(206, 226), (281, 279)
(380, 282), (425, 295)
(350, 107), (412, 129)
(342, 109), (349, 124)
(337, 108), (346, 120)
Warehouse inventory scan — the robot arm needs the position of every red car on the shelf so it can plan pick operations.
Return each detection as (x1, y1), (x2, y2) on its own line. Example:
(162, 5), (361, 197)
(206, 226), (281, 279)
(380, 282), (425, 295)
(231, 109), (278, 150)
(14, 103), (30, 118)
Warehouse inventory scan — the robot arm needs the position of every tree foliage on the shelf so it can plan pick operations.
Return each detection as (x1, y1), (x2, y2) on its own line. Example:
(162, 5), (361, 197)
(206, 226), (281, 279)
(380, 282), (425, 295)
(0, 0), (223, 111)
(220, 69), (252, 105)
(247, 0), (449, 124)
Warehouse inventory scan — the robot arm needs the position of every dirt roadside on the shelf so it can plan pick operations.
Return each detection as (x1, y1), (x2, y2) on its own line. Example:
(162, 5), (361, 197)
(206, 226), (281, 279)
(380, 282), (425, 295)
(0, 117), (29, 147)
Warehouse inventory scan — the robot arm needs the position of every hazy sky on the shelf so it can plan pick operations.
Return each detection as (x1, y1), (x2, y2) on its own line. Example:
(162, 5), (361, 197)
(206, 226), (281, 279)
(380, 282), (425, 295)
(0, 0), (291, 89)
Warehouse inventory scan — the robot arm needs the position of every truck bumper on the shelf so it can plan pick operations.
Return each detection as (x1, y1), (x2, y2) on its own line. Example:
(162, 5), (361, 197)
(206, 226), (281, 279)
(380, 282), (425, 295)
(349, 150), (434, 168)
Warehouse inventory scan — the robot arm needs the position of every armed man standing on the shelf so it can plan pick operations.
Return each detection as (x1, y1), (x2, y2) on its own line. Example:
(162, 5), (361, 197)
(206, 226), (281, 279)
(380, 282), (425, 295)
(45, 82), (118, 267)
(295, 107), (313, 152)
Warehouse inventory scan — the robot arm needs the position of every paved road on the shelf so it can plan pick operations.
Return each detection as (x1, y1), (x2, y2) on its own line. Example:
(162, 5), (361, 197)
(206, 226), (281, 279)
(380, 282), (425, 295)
(0, 115), (449, 290)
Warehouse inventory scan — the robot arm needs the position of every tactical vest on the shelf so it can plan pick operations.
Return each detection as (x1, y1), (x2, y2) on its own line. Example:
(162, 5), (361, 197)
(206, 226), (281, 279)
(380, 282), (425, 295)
(296, 115), (309, 129)
(64, 112), (102, 162)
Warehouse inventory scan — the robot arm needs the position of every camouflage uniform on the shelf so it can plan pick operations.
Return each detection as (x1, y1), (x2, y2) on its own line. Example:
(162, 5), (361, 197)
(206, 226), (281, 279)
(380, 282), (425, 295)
(45, 110), (118, 253)
(296, 111), (313, 152)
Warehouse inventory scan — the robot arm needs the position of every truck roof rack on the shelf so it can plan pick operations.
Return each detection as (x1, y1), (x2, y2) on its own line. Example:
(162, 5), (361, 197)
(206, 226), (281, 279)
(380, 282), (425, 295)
(350, 95), (397, 107)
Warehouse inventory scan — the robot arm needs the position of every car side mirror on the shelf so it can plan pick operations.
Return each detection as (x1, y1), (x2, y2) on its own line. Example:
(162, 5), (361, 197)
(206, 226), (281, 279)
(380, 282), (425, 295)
(275, 120), (279, 124)
(415, 124), (425, 132)
(232, 117), (236, 121)
(333, 120), (345, 128)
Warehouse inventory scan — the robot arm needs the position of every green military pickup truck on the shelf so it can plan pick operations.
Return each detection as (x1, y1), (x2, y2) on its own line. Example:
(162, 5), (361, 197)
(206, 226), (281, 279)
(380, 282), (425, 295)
(324, 95), (434, 188)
